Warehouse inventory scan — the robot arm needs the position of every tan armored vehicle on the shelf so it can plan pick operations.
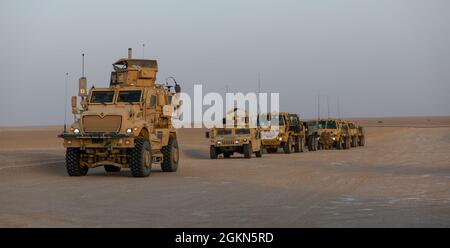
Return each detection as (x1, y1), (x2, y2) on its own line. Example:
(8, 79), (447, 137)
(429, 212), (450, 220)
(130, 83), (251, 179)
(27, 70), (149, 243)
(259, 112), (305, 154)
(206, 108), (263, 159)
(357, 125), (365, 146)
(59, 48), (182, 177)
(317, 119), (351, 150)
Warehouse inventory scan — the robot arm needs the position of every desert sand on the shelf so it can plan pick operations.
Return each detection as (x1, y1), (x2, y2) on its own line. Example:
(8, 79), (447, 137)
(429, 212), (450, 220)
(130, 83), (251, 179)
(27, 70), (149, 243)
(0, 117), (449, 227)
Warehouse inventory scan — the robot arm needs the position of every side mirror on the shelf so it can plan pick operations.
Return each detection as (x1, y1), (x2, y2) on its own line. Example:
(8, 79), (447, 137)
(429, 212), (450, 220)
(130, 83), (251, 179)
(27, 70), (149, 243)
(71, 96), (79, 114)
(205, 131), (210, 138)
(175, 84), (181, 93)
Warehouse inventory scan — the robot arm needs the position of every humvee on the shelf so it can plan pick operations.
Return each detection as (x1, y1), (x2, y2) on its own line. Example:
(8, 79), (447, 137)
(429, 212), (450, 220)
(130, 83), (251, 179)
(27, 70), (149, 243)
(302, 120), (319, 151)
(206, 108), (262, 159)
(317, 119), (351, 150)
(259, 112), (305, 154)
(59, 48), (182, 177)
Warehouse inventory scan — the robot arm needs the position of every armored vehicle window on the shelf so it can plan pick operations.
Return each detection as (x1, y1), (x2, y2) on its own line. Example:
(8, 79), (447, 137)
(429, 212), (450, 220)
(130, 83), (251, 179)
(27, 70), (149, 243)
(319, 120), (337, 129)
(289, 115), (299, 125)
(117, 90), (142, 103)
(216, 129), (232, 135)
(90, 91), (115, 103)
(236, 129), (250, 135)
(273, 115), (284, 125)
(149, 95), (157, 107)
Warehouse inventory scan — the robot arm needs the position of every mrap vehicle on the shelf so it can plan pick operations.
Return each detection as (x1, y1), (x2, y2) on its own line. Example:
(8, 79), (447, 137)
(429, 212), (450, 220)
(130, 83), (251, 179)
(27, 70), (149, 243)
(59, 48), (182, 177)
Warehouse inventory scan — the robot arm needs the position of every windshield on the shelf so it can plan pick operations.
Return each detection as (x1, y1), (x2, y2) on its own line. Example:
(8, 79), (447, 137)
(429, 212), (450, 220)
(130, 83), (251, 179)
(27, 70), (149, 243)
(90, 91), (115, 103)
(318, 121), (337, 129)
(236, 129), (250, 135)
(216, 129), (232, 135)
(117, 90), (142, 103)
(259, 114), (284, 127)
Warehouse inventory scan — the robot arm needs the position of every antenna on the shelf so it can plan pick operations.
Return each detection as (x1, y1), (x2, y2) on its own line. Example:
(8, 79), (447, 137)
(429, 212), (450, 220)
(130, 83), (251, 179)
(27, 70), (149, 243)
(326, 95), (330, 119)
(64, 72), (69, 133)
(337, 96), (341, 119)
(142, 43), (145, 58)
(81, 53), (85, 77)
(257, 72), (261, 115)
(317, 94), (320, 121)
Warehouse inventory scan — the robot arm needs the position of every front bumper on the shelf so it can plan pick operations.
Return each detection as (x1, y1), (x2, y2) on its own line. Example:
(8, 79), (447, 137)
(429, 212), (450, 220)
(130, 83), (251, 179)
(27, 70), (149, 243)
(58, 133), (135, 149)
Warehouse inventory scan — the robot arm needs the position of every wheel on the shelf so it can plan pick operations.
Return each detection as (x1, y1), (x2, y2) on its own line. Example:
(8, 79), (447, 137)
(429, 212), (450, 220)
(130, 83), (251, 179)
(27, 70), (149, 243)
(343, 137), (350, 150)
(255, 148), (262, 158)
(300, 137), (305, 152)
(161, 136), (179, 172)
(351, 136), (357, 147)
(360, 136), (365, 146)
(294, 136), (300, 153)
(308, 136), (315, 151)
(128, 138), (152, 177)
(210, 145), (218, 159)
(336, 138), (342, 150)
(104, 165), (121, 172)
(66, 148), (88, 176)
(243, 143), (252, 158)
(283, 137), (292, 154)
(224, 152), (231, 158)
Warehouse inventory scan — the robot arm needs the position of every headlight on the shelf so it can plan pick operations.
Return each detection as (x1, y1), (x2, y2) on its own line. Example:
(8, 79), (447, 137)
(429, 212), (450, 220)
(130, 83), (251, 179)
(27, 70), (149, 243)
(243, 138), (248, 142)
(126, 128), (133, 134)
(278, 137), (282, 141)
(217, 141), (222, 145)
(332, 137), (336, 141)
(73, 128), (80, 134)
(234, 140), (239, 144)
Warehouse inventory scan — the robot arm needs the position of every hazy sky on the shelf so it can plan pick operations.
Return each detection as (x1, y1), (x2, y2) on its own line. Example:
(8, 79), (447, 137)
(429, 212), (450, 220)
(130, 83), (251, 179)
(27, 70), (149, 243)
(0, 0), (449, 126)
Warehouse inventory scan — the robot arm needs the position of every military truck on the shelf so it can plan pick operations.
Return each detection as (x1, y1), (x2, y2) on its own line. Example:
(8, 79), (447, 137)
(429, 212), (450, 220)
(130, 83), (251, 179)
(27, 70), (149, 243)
(303, 120), (319, 151)
(59, 48), (182, 177)
(259, 112), (305, 154)
(206, 108), (262, 159)
(317, 119), (351, 150)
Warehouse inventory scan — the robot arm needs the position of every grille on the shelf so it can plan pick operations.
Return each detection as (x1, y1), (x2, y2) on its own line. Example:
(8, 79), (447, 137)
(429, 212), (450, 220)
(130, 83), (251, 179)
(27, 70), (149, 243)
(220, 140), (236, 145)
(82, 115), (122, 133)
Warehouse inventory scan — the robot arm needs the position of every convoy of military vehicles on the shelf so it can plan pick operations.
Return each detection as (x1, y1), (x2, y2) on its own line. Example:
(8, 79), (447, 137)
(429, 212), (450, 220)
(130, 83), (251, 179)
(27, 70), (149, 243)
(59, 48), (365, 176)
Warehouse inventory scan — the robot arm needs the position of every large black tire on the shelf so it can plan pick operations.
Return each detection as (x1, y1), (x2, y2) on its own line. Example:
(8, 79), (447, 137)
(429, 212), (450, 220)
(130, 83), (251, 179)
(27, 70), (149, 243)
(266, 147), (278, 153)
(351, 136), (357, 147)
(255, 143), (262, 158)
(104, 165), (121, 172)
(161, 136), (179, 172)
(283, 137), (292, 154)
(224, 152), (231, 158)
(210, 145), (218, 159)
(359, 136), (365, 146)
(294, 136), (300, 153)
(336, 138), (343, 150)
(128, 138), (152, 177)
(66, 148), (88, 176)
(243, 143), (252, 158)
(300, 137), (305, 152)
